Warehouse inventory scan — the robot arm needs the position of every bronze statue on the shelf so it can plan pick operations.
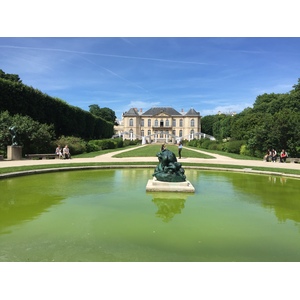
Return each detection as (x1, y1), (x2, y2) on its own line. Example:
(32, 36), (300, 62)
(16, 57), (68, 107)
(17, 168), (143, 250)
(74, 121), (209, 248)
(9, 126), (19, 146)
(153, 147), (186, 182)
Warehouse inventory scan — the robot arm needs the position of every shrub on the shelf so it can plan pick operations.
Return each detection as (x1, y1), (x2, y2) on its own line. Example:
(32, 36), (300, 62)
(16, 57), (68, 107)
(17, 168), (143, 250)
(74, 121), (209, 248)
(97, 139), (116, 150)
(226, 140), (246, 154)
(123, 139), (141, 147)
(201, 139), (212, 149)
(216, 143), (225, 151)
(188, 139), (200, 147)
(208, 142), (218, 150)
(86, 140), (101, 152)
(240, 144), (251, 156)
(113, 137), (124, 148)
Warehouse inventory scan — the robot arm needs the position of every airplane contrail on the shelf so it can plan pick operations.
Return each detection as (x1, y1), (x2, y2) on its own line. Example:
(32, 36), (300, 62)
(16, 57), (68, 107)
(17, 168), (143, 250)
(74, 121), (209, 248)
(0, 45), (212, 66)
(77, 54), (149, 92)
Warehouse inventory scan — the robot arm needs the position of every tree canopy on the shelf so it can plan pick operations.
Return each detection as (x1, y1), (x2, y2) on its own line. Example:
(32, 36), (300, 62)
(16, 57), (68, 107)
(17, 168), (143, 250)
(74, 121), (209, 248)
(89, 104), (117, 124)
(0, 69), (22, 83)
(201, 78), (300, 157)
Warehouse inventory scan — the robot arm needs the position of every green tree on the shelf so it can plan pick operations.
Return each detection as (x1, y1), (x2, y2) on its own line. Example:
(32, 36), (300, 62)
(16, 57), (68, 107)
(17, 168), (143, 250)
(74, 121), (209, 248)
(0, 69), (22, 83)
(231, 110), (265, 140)
(89, 104), (116, 124)
(0, 111), (55, 155)
(201, 115), (216, 135)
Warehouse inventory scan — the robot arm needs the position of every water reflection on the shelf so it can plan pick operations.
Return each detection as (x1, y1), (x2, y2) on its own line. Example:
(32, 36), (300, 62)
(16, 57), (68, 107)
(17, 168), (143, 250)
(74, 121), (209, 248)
(149, 193), (190, 222)
(268, 176), (288, 185)
(0, 191), (64, 235)
(192, 171), (300, 225)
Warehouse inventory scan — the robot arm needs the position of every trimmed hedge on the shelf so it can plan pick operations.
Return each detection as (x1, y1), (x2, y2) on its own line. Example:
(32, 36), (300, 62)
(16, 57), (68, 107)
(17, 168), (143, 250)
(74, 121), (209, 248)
(0, 78), (114, 139)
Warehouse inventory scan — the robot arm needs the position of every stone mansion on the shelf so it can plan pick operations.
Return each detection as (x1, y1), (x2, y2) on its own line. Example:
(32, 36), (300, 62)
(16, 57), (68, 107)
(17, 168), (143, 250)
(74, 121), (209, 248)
(114, 107), (201, 143)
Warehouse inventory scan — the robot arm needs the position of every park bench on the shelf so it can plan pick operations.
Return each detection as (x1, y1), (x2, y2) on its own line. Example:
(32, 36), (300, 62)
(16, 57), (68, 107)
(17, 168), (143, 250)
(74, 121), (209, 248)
(25, 153), (59, 160)
(286, 157), (299, 163)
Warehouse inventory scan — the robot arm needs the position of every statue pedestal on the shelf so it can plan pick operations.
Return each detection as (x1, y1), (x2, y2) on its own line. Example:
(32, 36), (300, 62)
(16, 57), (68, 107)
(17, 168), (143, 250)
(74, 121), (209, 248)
(7, 146), (23, 160)
(146, 177), (195, 193)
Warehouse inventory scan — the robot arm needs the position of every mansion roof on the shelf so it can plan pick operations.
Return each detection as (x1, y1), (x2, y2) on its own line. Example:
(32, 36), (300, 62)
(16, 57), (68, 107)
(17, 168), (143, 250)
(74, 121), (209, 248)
(123, 107), (200, 117)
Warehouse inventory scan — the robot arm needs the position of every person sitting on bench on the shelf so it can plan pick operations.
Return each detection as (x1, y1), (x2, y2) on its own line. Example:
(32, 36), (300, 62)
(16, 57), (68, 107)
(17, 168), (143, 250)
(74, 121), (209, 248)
(63, 145), (71, 159)
(55, 145), (63, 159)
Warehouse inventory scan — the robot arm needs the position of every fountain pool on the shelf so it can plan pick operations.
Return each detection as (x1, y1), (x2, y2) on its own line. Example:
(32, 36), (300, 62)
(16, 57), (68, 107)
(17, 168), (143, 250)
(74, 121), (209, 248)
(1, 168), (300, 262)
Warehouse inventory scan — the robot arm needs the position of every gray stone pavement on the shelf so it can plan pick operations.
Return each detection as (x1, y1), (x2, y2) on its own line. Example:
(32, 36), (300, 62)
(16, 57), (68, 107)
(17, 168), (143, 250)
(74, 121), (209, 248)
(1, 145), (300, 172)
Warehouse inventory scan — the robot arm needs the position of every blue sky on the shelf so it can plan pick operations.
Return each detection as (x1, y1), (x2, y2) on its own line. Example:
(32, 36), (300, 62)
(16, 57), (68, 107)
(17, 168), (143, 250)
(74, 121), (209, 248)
(1, 37), (300, 120)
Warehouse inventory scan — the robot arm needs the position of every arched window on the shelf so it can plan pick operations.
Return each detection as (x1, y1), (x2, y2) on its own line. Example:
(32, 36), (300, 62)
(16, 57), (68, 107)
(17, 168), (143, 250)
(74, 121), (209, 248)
(172, 119), (176, 126)
(191, 119), (195, 127)
(148, 119), (151, 126)
(148, 130), (151, 136)
(179, 119), (183, 127)
(129, 118), (133, 126)
(129, 129), (133, 138)
(165, 119), (169, 126)
(155, 119), (158, 127)
(179, 130), (183, 137)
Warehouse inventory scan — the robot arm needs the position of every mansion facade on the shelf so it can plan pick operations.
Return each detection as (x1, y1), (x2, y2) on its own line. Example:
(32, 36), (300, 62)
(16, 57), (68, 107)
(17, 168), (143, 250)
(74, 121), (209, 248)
(115, 107), (201, 143)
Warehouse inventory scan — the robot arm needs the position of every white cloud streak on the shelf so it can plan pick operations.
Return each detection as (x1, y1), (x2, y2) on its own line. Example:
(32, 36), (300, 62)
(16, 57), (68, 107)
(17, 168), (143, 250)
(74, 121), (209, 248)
(0, 45), (213, 66)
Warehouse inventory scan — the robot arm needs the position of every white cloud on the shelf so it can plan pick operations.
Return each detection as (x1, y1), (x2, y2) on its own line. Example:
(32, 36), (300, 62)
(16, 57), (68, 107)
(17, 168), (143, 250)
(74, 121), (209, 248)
(201, 102), (253, 116)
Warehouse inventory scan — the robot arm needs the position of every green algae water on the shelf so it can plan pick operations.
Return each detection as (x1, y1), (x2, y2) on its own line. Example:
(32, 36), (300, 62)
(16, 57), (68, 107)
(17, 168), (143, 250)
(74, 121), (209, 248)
(1, 168), (300, 262)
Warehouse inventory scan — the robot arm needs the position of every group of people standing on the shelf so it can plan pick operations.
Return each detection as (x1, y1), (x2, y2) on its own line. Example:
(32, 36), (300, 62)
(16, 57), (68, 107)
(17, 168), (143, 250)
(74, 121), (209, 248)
(55, 145), (71, 159)
(264, 148), (288, 163)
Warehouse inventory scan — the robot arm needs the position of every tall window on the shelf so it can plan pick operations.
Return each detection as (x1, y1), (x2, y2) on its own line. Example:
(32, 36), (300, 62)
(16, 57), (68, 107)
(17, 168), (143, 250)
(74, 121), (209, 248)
(148, 119), (151, 126)
(172, 119), (176, 126)
(191, 119), (195, 127)
(172, 130), (176, 136)
(179, 119), (183, 127)
(148, 130), (151, 136)
(165, 119), (169, 126)
(155, 119), (158, 127)
(179, 130), (183, 137)
(141, 119), (144, 127)
(141, 130), (144, 137)
(129, 118), (133, 126)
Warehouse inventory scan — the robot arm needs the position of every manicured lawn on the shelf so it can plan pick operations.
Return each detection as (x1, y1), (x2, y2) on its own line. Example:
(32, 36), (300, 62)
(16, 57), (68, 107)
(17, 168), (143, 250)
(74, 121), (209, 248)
(190, 147), (261, 160)
(113, 144), (214, 158)
(73, 146), (137, 158)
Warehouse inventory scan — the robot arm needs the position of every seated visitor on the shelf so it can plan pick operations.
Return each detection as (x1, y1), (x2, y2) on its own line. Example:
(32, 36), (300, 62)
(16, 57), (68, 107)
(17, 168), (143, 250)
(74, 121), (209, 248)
(263, 149), (272, 162)
(63, 145), (71, 159)
(271, 149), (277, 162)
(280, 149), (288, 163)
(55, 145), (63, 159)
